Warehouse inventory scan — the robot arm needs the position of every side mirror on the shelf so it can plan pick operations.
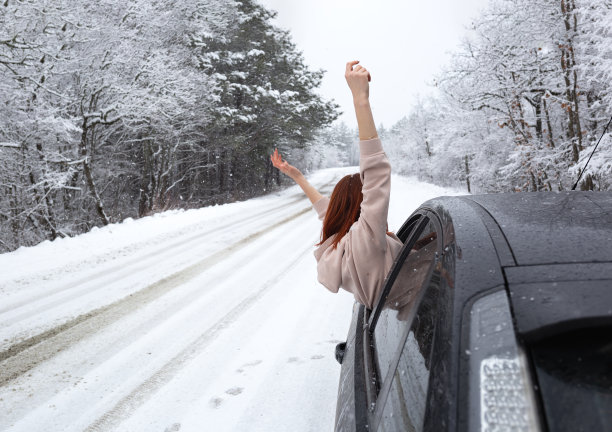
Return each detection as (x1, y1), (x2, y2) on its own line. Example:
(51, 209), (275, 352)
(335, 342), (347, 364)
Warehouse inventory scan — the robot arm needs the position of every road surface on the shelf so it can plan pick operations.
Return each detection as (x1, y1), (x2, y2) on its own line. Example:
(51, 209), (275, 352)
(0, 167), (461, 431)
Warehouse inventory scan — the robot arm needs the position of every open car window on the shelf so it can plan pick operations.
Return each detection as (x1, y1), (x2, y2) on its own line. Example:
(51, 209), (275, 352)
(396, 214), (422, 243)
(370, 217), (440, 391)
(376, 270), (442, 432)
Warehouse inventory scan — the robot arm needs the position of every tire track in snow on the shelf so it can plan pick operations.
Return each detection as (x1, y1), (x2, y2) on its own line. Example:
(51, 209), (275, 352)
(0, 205), (313, 387)
(0, 196), (305, 318)
(0, 177), (337, 326)
(83, 241), (314, 432)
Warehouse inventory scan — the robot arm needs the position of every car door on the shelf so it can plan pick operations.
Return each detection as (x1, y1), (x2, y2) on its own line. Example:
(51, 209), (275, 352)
(364, 211), (444, 431)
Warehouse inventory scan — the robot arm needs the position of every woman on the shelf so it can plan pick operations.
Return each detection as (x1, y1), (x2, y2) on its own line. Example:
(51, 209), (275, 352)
(270, 61), (402, 309)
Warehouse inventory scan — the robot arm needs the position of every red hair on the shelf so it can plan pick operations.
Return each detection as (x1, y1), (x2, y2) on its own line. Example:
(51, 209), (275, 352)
(318, 173), (363, 249)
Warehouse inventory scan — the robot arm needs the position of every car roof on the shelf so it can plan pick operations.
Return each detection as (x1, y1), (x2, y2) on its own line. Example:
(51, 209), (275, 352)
(415, 191), (612, 308)
(459, 192), (612, 266)
(420, 191), (612, 341)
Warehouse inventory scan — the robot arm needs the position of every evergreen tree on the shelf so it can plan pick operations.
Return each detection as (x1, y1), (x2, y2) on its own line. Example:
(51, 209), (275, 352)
(193, 0), (338, 201)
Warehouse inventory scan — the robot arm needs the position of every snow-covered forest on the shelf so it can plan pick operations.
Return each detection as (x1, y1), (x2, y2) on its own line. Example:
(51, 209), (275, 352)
(379, 0), (612, 194)
(2, 0), (612, 253)
(0, 0), (338, 252)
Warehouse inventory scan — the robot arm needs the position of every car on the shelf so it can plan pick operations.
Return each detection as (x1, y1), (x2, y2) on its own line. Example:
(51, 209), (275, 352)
(333, 191), (612, 432)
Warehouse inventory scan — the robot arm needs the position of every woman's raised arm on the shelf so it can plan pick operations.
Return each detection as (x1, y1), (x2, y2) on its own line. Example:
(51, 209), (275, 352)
(270, 149), (324, 205)
(346, 61), (392, 253)
(345, 60), (378, 141)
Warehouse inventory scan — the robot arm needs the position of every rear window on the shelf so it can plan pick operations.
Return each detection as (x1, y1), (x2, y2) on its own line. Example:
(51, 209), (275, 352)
(531, 326), (612, 432)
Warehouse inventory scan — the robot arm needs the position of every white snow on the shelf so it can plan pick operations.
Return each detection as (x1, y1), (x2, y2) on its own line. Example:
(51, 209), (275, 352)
(0, 167), (464, 432)
(247, 49), (265, 57)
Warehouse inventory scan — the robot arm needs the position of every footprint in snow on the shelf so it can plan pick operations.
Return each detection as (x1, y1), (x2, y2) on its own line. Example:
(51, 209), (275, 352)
(164, 423), (181, 432)
(209, 387), (244, 409)
(209, 397), (223, 409)
(236, 359), (262, 373)
(288, 355), (324, 363)
(225, 387), (244, 396)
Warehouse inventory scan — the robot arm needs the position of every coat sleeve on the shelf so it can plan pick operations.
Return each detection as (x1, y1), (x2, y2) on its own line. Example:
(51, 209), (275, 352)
(345, 137), (393, 308)
(354, 138), (391, 252)
(313, 196), (330, 222)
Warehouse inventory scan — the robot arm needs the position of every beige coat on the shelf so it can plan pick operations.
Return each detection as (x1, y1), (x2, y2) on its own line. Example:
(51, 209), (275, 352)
(313, 138), (403, 309)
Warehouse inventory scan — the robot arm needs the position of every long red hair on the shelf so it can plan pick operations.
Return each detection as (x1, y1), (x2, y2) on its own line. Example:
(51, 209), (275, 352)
(318, 173), (363, 249)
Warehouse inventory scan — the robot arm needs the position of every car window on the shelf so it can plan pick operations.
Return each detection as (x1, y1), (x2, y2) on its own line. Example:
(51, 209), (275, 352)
(377, 270), (441, 432)
(396, 214), (421, 243)
(372, 219), (439, 389)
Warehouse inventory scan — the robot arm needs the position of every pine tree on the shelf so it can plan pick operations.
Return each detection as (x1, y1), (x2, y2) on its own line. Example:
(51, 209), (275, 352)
(193, 0), (338, 202)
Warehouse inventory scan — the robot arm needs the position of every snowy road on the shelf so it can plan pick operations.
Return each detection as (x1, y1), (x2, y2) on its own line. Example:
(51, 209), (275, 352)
(0, 167), (462, 432)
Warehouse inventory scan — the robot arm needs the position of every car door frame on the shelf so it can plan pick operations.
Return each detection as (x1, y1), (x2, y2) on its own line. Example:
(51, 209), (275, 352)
(360, 209), (444, 430)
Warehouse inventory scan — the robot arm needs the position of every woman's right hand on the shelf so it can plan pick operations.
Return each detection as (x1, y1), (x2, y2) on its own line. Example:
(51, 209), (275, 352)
(345, 61), (378, 140)
(345, 60), (371, 103)
(271, 148), (302, 179)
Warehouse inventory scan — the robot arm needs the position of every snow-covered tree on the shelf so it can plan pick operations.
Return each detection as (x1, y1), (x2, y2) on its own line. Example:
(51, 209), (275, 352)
(0, 0), (338, 252)
(385, 0), (612, 193)
(192, 0), (338, 202)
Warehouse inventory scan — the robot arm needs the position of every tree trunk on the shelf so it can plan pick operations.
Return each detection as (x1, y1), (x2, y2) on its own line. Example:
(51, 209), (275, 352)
(530, 170), (538, 192)
(139, 141), (153, 217)
(560, 0), (583, 162)
(80, 119), (110, 225)
(34, 140), (62, 239)
(581, 174), (595, 191)
(464, 155), (471, 193)
(542, 96), (555, 148)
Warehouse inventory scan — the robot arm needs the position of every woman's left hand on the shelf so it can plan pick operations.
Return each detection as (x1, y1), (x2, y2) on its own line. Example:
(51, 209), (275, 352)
(271, 148), (302, 179)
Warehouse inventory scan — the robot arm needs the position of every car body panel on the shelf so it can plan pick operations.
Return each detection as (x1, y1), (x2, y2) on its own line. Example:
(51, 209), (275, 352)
(334, 192), (612, 432)
(507, 279), (612, 342)
(504, 262), (612, 284)
(463, 192), (612, 266)
(335, 302), (367, 432)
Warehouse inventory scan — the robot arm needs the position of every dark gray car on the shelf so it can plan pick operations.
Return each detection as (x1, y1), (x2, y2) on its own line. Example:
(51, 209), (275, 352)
(334, 192), (612, 432)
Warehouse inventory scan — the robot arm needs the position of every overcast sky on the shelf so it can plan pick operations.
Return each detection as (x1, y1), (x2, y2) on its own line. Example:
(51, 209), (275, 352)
(257, 0), (490, 128)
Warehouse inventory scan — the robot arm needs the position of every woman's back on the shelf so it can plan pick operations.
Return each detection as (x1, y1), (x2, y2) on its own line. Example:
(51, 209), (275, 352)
(271, 61), (398, 309)
(313, 137), (402, 309)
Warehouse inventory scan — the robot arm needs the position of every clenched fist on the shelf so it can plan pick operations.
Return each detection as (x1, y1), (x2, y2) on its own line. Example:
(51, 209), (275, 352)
(345, 60), (371, 103)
